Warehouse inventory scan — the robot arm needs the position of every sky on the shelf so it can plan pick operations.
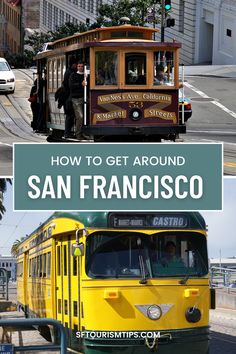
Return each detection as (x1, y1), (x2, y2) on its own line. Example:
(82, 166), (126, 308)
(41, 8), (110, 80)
(0, 178), (236, 258)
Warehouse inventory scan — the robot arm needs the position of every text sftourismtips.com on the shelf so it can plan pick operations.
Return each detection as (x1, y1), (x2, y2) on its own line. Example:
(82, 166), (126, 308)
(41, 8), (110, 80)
(75, 331), (161, 339)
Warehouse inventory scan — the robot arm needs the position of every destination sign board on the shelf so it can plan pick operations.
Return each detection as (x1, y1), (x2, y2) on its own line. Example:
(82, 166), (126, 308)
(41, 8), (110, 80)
(109, 213), (189, 229)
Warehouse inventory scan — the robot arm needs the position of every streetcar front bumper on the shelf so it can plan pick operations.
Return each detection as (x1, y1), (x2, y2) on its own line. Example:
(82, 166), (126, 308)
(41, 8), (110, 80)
(83, 327), (210, 354)
(83, 125), (186, 136)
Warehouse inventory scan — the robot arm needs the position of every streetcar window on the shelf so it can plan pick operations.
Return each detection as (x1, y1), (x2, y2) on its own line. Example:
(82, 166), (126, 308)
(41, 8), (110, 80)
(95, 51), (118, 85)
(53, 60), (57, 90)
(39, 255), (42, 277)
(86, 232), (151, 279)
(17, 262), (23, 277)
(65, 300), (68, 315)
(73, 256), (77, 276)
(43, 253), (46, 277)
(47, 252), (51, 278)
(57, 246), (61, 276)
(125, 53), (146, 85)
(153, 51), (174, 86)
(64, 245), (67, 276)
(48, 60), (53, 91)
(32, 258), (36, 277)
(29, 259), (32, 277)
(86, 231), (208, 279)
(73, 301), (78, 317)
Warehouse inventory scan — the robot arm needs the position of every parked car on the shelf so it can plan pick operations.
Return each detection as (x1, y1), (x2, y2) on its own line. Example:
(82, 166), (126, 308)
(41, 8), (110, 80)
(179, 97), (192, 122)
(0, 57), (15, 94)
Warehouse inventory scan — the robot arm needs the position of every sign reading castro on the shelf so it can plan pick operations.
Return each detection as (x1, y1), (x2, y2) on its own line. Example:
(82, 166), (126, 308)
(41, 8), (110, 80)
(13, 143), (222, 211)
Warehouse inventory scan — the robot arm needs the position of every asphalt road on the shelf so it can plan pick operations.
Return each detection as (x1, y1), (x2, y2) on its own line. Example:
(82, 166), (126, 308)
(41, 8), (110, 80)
(210, 331), (236, 353)
(182, 75), (236, 175)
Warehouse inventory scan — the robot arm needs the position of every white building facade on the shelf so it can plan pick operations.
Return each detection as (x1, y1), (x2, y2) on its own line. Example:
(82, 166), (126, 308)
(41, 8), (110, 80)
(195, 0), (236, 65)
(40, 0), (112, 32)
(160, 0), (236, 65)
(0, 255), (16, 280)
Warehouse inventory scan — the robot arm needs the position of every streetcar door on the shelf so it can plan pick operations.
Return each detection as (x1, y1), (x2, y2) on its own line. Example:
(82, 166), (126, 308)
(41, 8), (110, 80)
(23, 251), (29, 308)
(55, 238), (71, 336)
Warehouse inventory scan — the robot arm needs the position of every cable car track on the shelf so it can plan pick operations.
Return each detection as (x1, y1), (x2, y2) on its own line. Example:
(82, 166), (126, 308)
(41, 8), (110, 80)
(0, 94), (45, 142)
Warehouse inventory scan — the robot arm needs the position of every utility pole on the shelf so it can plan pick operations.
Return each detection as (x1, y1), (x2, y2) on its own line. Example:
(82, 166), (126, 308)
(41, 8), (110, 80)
(161, 0), (165, 42)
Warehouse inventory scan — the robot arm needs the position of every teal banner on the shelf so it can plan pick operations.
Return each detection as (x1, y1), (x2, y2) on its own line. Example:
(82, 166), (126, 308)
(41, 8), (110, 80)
(14, 143), (222, 211)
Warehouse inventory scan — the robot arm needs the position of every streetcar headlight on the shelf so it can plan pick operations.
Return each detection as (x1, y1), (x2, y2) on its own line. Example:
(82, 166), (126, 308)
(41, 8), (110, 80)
(185, 307), (201, 323)
(147, 305), (162, 320)
(129, 108), (142, 121)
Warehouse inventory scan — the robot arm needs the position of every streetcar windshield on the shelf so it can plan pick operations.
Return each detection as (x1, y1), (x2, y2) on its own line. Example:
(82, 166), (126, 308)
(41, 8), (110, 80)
(86, 231), (208, 279)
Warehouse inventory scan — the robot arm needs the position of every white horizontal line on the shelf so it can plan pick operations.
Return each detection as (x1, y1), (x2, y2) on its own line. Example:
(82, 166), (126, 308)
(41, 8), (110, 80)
(0, 142), (13, 147)
(185, 82), (236, 119)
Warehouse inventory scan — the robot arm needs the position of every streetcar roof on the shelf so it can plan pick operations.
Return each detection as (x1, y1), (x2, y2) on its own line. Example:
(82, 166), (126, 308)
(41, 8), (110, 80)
(16, 212), (206, 253)
(52, 24), (159, 46)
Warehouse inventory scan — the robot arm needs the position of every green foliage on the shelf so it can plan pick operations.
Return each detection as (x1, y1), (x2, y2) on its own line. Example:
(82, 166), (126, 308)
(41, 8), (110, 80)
(11, 237), (25, 256)
(0, 179), (12, 220)
(96, 0), (161, 27)
(49, 22), (88, 41)
(24, 31), (52, 54)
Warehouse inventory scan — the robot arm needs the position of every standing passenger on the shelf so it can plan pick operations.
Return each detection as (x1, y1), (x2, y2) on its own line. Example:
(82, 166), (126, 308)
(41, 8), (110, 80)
(63, 61), (76, 139)
(69, 62), (89, 140)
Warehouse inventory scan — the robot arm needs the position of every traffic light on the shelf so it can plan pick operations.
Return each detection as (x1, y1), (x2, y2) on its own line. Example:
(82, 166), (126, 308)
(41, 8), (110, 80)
(165, 0), (172, 11)
(166, 18), (175, 27)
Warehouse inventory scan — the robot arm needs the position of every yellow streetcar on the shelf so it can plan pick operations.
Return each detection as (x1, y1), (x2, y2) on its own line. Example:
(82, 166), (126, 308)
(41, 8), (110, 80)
(17, 212), (214, 353)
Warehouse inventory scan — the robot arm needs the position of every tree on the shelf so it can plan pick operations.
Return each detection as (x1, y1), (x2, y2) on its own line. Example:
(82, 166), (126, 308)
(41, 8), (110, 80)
(96, 0), (162, 27)
(0, 179), (12, 220)
(49, 22), (88, 41)
(24, 31), (52, 55)
(11, 238), (25, 257)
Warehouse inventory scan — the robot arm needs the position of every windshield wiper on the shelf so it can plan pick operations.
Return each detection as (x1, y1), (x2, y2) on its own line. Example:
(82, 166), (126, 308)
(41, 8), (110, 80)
(139, 255), (148, 284)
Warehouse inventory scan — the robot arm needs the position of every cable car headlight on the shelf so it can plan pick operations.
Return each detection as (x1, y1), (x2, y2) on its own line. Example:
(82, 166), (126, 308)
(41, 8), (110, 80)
(129, 108), (142, 121)
(147, 305), (162, 320)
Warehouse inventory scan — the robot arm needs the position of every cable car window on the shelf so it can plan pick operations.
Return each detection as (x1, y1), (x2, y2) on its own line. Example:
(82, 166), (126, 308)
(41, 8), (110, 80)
(95, 51), (118, 85)
(53, 60), (57, 90)
(86, 231), (208, 279)
(125, 53), (146, 85)
(57, 59), (61, 87)
(48, 61), (52, 90)
(153, 51), (174, 86)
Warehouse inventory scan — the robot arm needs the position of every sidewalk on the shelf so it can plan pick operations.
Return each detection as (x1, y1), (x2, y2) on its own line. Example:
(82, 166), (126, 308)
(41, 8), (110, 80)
(185, 65), (236, 79)
(210, 308), (236, 336)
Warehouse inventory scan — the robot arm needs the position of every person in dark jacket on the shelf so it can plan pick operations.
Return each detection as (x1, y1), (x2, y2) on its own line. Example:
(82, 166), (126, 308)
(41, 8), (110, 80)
(69, 62), (89, 140)
(63, 61), (77, 138)
(29, 79), (39, 131)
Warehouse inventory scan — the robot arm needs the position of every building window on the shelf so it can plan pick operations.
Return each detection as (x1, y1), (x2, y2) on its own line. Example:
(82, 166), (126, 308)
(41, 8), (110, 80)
(66, 13), (71, 23)
(54, 7), (58, 30)
(179, 0), (184, 33)
(80, 0), (86, 9)
(226, 29), (232, 37)
(43, 0), (47, 26)
(48, 3), (53, 30)
(88, 0), (94, 13)
(59, 10), (64, 26)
